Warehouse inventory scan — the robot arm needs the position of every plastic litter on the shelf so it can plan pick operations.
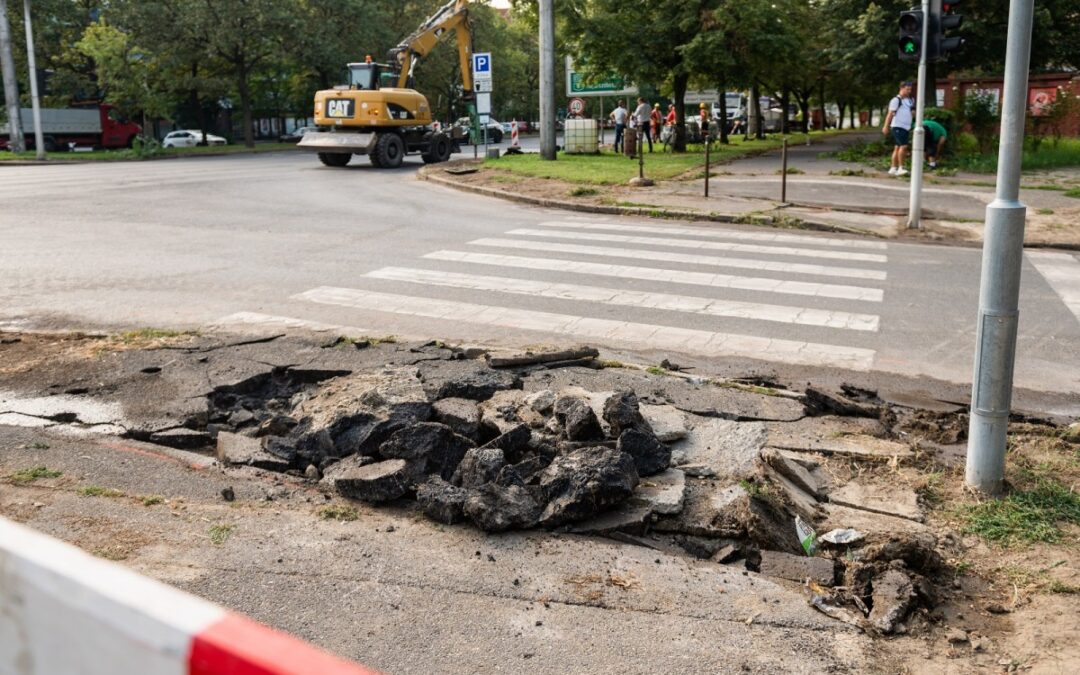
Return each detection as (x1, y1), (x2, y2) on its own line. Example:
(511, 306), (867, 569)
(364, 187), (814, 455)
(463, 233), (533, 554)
(795, 515), (818, 556)
(820, 528), (866, 546)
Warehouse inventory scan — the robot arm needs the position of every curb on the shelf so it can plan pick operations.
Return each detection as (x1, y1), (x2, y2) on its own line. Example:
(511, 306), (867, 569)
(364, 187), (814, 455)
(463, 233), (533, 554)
(418, 165), (883, 237)
(0, 516), (380, 675)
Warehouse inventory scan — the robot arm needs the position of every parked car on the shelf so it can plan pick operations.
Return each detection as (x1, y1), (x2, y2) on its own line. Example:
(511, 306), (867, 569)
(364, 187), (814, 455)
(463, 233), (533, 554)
(280, 126), (319, 143)
(162, 130), (227, 148)
(452, 116), (503, 143)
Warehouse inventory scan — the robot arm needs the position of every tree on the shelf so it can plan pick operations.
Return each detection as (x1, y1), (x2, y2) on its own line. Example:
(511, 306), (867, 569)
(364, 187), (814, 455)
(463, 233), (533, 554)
(561, 0), (708, 151)
(76, 21), (174, 131)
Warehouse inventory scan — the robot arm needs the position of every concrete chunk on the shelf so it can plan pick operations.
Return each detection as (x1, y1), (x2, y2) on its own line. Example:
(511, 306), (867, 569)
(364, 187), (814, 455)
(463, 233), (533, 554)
(640, 404), (689, 442)
(334, 458), (411, 502)
(768, 431), (913, 460)
(758, 550), (836, 587)
(215, 431), (291, 471)
(761, 447), (821, 498)
(636, 469), (686, 515)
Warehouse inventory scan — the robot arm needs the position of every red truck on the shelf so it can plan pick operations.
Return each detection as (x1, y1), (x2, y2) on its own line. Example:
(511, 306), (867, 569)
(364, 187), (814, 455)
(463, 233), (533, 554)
(0, 103), (141, 151)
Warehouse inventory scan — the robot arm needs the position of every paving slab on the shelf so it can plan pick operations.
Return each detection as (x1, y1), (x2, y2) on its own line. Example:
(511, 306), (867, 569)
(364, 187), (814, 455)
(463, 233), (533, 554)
(635, 469), (686, 515)
(768, 430), (913, 460)
(829, 481), (923, 522)
(670, 417), (766, 480)
(820, 503), (931, 539)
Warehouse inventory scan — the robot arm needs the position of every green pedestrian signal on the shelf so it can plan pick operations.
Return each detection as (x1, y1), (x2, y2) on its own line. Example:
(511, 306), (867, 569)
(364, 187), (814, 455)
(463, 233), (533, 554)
(898, 9), (923, 62)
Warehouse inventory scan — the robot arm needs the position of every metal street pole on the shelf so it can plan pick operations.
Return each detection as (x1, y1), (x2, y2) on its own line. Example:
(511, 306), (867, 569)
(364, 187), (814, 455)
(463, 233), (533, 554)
(907, 0), (930, 229)
(965, 0), (1035, 495)
(22, 0), (42, 159)
(0, 0), (25, 152)
(538, 0), (556, 160)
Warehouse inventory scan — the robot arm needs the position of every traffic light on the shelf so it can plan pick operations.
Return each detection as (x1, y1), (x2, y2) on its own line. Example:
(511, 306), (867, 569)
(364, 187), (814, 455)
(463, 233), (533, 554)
(929, 0), (965, 62)
(898, 10), (923, 62)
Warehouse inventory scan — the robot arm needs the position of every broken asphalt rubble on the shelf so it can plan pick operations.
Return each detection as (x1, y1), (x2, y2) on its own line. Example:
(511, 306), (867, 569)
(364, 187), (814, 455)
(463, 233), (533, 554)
(0, 335), (968, 635)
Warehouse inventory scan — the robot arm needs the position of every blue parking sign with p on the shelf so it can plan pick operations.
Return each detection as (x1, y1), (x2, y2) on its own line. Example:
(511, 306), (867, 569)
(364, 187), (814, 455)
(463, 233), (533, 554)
(472, 53), (491, 75)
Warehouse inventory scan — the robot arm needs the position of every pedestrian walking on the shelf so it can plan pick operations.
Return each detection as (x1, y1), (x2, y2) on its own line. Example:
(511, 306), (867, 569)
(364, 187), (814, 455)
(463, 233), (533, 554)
(610, 99), (628, 153)
(882, 80), (915, 176)
(633, 97), (653, 152)
(662, 103), (676, 150)
(922, 119), (947, 169)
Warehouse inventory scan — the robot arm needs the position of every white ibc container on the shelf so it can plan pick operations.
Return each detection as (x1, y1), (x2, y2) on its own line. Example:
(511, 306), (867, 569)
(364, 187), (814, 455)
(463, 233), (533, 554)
(563, 118), (599, 154)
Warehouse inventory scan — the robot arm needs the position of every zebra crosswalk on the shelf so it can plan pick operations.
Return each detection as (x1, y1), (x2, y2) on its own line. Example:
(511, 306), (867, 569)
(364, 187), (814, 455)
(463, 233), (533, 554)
(214, 218), (890, 371)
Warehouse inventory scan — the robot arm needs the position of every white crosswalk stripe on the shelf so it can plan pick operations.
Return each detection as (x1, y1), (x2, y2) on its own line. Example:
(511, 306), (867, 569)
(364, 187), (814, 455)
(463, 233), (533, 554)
(294, 287), (877, 371)
(505, 228), (889, 263)
(269, 217), (892, 370)
(365, 267), (880, 331)
(1027, 251), (1080, 323)
(536, 220), (889, 250)
(424, 250), (884, 301)
(468, 237), (887, 280)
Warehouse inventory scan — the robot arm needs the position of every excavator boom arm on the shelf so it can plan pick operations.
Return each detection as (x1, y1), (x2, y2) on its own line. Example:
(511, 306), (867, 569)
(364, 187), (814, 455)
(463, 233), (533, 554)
(390, 0), (474, 92)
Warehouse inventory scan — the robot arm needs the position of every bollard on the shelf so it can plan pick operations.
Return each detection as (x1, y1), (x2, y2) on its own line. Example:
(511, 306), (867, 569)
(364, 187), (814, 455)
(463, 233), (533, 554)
(781, 138), (789, 203)
(704, 131), (710, 197)
(638, 132), (644, 179)
(510, 120), (520, 149)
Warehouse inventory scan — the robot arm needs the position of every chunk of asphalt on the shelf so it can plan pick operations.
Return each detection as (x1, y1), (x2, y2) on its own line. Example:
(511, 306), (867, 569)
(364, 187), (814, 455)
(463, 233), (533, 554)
(333, 458), (412, 502)
(757, 550), (836, 587)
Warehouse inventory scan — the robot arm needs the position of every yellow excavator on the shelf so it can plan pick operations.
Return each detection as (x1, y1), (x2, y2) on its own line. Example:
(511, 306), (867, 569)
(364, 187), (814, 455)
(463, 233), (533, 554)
(298, 0), (475, 168)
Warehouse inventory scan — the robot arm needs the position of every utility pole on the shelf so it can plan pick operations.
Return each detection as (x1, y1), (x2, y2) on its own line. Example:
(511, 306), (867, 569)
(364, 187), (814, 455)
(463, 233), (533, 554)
(965, 0), (1035, 494)
(0, 0), (24, 152)
(22, 0), (42, 159)
(538, 0), (555, 160)
(906, 0), (930, 229)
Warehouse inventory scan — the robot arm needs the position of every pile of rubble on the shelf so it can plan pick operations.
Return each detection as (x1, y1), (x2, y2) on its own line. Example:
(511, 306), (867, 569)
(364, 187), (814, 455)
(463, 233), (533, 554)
(209, 347), (947, 635)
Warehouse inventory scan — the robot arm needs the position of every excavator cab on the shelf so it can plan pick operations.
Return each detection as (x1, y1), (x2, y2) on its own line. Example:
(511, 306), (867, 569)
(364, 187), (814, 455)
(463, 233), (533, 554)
(346, 63), (379, 91)
(345, 60), (399, 91)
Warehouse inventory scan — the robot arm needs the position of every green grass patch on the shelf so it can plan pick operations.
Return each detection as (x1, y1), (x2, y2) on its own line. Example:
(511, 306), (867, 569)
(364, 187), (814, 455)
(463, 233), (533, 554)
(141, 495), (165, 506)
(1037, 208), (1055, 215)
(1048, 580), (1079, 594)
(485, 136), (784, 186)
(598, 359), (627, 369)
(209, 524), (234, 545)
(1065, 188), (1080, 199)
(323, 334), (397, 349)
(0, 143), (299, 162)
(118, 328), (187, 342)
(318, 504), (360, 521)
(8, 466), (62, 483)
(959, 478), (1080, 546)
(78, 485), (124, 498)
(777, 167), (804, 175)
(829, 168), (868, 177)
(645, 366), (670, 376)
(568, 186), (599, 197)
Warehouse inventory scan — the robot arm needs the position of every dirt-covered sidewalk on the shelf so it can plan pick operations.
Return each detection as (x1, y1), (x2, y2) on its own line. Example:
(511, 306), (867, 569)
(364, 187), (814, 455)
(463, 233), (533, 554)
(2, 330), (1078, 672)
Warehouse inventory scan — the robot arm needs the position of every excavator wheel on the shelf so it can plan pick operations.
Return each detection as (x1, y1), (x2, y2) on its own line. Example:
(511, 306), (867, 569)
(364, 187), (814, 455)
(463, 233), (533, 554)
(317, 152), (351, 168)
(422, 132), (452, 164)
(373, 132), (405, 169)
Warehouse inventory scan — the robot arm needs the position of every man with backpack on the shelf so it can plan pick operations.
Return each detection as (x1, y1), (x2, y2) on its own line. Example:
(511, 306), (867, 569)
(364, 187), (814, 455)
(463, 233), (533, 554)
(882, 80), (915, 176)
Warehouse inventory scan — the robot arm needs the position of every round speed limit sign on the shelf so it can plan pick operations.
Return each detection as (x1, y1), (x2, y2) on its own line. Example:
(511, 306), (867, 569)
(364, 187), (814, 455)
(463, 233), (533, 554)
(568, 97), (585, 115)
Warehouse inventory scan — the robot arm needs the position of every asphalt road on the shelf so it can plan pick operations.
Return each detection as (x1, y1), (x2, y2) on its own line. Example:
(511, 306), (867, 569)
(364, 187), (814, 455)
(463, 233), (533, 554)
(2, 151), (1079, 403)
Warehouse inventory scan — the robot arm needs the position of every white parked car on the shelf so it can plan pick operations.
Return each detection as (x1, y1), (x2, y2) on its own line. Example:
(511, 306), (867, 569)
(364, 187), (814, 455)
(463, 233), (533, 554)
(162, 130), (227, 148)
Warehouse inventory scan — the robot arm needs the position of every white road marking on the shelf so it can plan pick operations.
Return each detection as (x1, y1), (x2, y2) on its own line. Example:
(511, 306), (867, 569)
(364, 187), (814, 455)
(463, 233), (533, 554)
(469, 237), (887, 280)
(365, 267), (880, 331)
(505, 228), (889, 263)
(209, 311), (367, 334)
(424, 250), (884, 302)
(295, 287), (877, 370)
(537, 220), (888, 250)
(1027, 251), (1080, 323)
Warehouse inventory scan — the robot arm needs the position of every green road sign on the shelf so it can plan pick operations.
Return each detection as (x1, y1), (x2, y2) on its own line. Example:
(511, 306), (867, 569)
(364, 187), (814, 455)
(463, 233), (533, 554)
(564, 57), (637, 97)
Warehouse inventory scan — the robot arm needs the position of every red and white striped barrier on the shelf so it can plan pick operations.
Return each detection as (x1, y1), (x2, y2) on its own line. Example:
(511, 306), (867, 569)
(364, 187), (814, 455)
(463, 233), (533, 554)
(0, 516), (380, 675)
(433, 120), (442, 133)
(510, 120), (520, 149)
